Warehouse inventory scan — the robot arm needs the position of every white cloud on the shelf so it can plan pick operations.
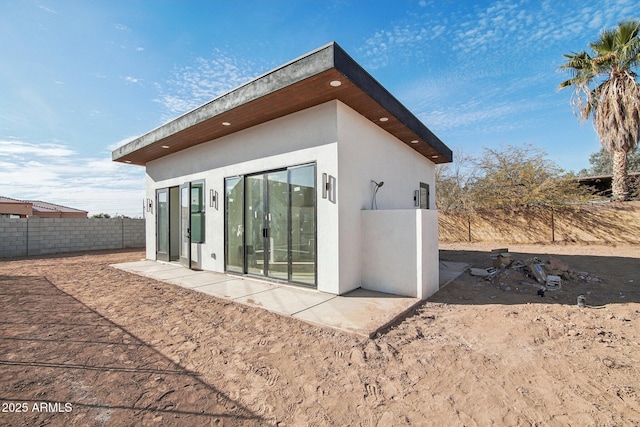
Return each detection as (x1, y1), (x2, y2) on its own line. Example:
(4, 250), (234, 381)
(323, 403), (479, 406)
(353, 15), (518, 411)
(154, 49), (262, 117)
(0, 140), (75, 158)
(421, 101), (530, 133)
(124, 76), (140, 84)
(38, 5), (58, 14)
(360, 0), (634, 72)
(0, 139), (144, 217)
(358, 0), (635, 149)
(360, 23), (445, 69)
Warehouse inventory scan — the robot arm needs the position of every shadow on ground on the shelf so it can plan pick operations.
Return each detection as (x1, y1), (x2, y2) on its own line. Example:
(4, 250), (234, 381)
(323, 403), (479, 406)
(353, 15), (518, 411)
(433, 250), (639, 306)
(0, 275), (263, 426)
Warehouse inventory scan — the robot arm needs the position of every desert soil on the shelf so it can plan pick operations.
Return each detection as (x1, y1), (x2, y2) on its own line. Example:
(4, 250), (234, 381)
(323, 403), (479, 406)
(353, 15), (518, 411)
(0, 244), (639, 426)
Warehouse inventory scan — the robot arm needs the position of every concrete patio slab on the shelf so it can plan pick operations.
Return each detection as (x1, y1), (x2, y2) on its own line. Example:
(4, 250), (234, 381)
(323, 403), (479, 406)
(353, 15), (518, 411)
(196, 278), (278, 299)
(147, 267), (204, 281)
(114, 260), (177, 274)
(165, 272), (233, 289)
(111, 259), (470, 337)
(235, 285), (336, 316)
(293, 288), (419, 335)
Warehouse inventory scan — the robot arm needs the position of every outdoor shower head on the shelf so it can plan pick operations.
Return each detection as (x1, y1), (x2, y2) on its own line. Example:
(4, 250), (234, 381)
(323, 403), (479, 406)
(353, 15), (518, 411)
(371, 180), (384, 209)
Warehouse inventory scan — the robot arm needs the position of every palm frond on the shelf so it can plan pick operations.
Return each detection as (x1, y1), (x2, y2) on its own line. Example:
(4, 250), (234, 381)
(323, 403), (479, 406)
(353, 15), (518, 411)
(559, 19), (640, 200)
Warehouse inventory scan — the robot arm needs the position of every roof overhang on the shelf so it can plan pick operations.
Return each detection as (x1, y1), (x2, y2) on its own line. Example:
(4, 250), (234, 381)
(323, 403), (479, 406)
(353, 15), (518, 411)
(112, 42), (452, 166)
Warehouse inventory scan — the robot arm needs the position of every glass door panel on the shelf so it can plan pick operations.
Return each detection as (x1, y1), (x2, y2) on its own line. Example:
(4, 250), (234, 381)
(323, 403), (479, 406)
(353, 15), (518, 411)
(190, 182), (205, 243)
(245, 174), (264, 275)
(225, 177), (244, 273)
(289, 165), (316, 285)
(266, 170), (289, 280)
(156, 188), (169, 262)
(179, 183), (191, 268)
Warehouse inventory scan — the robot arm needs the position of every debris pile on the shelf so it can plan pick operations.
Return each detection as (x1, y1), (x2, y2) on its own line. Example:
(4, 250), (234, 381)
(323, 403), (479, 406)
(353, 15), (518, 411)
(469, 248), (603, 297)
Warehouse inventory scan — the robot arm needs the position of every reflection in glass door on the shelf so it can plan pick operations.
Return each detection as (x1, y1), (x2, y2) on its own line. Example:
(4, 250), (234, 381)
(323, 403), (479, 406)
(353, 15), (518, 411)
(179, 183), (191, 268)
(245, 174), (264, 275)
(225, 177), (244, 273)
(266, 170), (289, 280)
(289, 164), (315, 285)
(156, 188), (169, 262)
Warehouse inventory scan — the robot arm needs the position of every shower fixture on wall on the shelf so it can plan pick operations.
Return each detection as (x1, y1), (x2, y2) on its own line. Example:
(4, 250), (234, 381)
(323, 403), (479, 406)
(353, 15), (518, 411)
(371, 180), (384, 210)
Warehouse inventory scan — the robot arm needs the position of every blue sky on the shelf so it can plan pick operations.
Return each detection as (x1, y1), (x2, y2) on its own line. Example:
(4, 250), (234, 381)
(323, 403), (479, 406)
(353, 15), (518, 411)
(1, 0), (637, 216)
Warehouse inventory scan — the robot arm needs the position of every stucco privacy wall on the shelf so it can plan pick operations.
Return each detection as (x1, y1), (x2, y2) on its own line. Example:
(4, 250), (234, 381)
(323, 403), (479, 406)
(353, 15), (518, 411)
(0, 218), (145, 258)
(336, 102), (438, 294)
(145, 101), (341, 292)
(361, 209), (439, 298)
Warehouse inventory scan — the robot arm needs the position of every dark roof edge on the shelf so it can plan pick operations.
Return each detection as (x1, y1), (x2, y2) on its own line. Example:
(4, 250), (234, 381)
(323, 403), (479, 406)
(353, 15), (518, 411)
(332, 43), (452, 162)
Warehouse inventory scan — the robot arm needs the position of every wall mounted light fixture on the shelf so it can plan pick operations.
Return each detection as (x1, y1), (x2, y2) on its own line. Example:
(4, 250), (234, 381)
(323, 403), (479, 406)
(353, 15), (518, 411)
(323, 173), (337, 203)
(210, 189), (218, 210)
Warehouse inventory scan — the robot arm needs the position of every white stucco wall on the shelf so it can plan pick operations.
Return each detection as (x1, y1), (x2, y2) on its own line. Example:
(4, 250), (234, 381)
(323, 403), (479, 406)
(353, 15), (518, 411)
(145, 101), (340, 293)
(361, 210), (418, 297)
(335, 101), (437, 294)
(417, 209), (440, 299)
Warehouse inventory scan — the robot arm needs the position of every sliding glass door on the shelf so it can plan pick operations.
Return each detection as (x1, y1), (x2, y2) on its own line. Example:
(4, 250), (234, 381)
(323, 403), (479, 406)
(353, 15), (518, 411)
(265, 170), (289, 280)
(225, 177), (244, 273)
(156, 188), (169, 262)
(289, 165), (316, 284)
(179, 183), (191, 268)
(245, 174), (264, 276)
(225, 163), (316, 286)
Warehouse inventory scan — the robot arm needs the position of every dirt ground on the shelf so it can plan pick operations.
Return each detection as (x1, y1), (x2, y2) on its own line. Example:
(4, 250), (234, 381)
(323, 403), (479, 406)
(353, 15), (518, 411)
(0, 244), (639, 426)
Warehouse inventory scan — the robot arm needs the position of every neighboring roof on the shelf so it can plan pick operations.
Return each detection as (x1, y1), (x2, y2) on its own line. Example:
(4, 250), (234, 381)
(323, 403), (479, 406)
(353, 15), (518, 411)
(112, 42), (452, 166)
(577, 171), (640, 183)
(0, 196), (88, 217)
(577, 172), (640, 195)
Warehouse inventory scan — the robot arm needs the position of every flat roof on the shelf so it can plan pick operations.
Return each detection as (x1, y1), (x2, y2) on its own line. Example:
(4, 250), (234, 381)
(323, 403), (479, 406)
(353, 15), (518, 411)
(112, 42), (452, 166)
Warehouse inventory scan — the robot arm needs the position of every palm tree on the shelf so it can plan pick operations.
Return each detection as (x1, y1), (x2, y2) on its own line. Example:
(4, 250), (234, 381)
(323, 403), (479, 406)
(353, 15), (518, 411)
(558, 19), (640, 201)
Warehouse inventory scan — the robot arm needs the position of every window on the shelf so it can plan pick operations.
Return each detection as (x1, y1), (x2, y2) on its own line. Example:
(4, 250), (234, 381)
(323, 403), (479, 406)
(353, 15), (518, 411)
(419, 182), (430, 209)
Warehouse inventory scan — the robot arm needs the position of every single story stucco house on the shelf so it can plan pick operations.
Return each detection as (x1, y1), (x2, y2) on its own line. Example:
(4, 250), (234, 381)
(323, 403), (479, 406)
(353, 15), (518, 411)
(112, 42), (452, 299)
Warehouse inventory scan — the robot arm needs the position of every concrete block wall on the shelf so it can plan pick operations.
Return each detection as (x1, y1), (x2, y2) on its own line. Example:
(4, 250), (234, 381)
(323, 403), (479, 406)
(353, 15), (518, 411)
(0, 218), (145, 258)
(0, 219), (27, 258)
